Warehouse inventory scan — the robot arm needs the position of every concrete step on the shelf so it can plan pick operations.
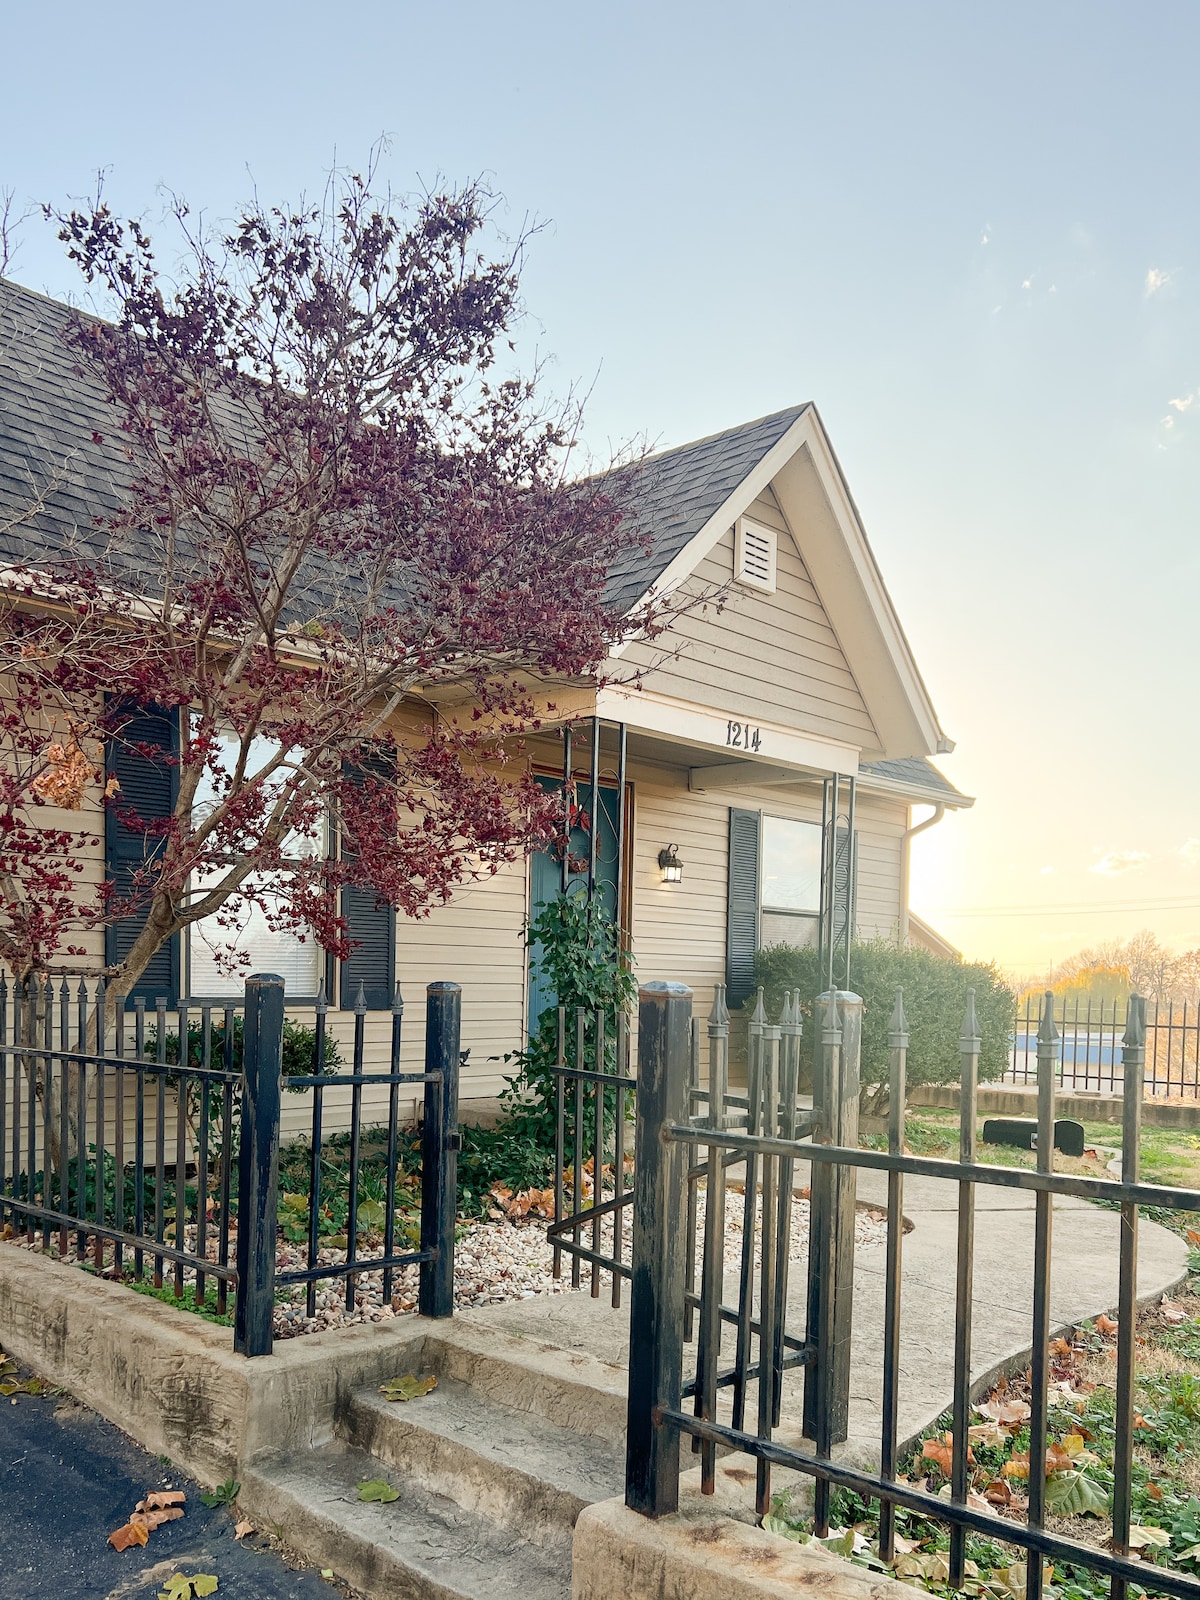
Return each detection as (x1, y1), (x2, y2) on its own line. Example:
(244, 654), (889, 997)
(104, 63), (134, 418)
(421, 1320), (627, 1442)
(341, 1377), (625, 1546)
(242, 1440), (570, 1600)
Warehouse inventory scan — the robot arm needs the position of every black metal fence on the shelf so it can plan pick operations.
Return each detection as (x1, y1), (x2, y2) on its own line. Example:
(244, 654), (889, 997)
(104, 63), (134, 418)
(548, 1002), (636, 1302)
(0, 971), (460, 1356)
(1007, 994), (1200, 1099)
(627, 981), (1200, 1600)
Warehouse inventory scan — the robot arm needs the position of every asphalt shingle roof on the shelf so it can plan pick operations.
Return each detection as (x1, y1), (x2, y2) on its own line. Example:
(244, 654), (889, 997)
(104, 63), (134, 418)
(0, 277), (140, 571)
(602, 404), (810, 610)
(1, 277), (813, 617)
(858, 756), (970, 806)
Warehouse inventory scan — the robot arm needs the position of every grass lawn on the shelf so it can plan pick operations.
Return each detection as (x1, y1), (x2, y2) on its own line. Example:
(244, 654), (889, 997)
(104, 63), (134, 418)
(862, 1107), (1200, 1219)
(766, 1269), (1200, 1598)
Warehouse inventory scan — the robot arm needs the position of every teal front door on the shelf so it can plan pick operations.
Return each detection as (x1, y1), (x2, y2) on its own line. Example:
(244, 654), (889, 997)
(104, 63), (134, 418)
(528, 774), (622, 1033)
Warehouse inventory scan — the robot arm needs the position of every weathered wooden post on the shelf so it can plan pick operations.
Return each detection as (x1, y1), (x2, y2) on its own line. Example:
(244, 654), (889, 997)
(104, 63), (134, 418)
(805, 988), (862, 1461)
(625, 980), (692, 1517)
(234, 973), (285, 1358)
(419, 981), (461, 1319)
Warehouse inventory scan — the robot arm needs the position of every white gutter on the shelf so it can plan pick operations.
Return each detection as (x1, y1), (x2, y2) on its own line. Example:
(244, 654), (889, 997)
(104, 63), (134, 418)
(898, 803), (946, 945)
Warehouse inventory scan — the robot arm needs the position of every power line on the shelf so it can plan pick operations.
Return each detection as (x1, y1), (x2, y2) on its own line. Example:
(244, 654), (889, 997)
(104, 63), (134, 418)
(922, 896), (1200, 920)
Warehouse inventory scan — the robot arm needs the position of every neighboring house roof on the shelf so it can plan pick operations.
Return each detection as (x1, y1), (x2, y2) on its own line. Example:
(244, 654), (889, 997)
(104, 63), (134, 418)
(858, 756), (973, 809)
(907, 912), (962, 961)
(602, 406), (810, 612)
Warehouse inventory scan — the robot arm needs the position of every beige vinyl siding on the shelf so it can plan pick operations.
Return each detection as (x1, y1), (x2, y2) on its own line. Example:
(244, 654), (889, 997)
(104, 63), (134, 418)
(279, 859), (528, 1139)
(622, 489), (878, 747)
(626, 760), (906, 1028)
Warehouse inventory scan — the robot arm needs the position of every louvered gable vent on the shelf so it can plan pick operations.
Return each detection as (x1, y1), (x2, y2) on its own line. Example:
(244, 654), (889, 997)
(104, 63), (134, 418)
(734, 516), (777, 592)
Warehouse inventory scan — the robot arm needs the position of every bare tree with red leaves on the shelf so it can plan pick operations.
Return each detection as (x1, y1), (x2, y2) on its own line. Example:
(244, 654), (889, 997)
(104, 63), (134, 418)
(0, 164), (664, 1011)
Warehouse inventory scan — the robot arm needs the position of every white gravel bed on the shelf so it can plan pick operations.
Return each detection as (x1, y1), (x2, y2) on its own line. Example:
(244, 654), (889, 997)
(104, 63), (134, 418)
(3, 1185), (889, 1342)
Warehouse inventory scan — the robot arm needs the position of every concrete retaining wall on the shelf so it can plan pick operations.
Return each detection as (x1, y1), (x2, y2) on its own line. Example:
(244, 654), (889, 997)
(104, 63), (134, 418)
(0, 1245), (431, 1486)
(910, 1083), (1200, 1129)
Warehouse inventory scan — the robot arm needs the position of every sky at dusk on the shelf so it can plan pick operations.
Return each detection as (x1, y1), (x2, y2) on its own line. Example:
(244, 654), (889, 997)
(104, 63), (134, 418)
(3, 1), (1197, 977)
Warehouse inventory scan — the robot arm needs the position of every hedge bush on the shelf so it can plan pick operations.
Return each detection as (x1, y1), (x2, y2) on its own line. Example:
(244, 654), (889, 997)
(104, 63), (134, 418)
(753, 938), (1016, 1109)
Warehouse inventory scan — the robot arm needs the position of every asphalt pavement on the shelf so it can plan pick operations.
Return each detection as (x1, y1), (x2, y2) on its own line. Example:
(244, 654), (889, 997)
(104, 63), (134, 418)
(0, 1366), (346, 1600)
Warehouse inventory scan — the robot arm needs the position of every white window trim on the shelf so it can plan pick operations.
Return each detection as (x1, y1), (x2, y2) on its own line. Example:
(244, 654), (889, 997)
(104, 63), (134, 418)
(734, 516), (777, 593)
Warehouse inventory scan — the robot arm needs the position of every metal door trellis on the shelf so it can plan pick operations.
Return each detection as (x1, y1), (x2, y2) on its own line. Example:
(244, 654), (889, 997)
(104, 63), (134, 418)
(627, 980), (1200, 1600)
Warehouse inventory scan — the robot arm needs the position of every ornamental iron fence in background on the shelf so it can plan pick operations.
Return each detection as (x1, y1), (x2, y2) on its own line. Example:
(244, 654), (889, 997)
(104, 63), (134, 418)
(0, 972), (460, 1356)
(627, 981), (1200, 1600)
(1007, 993), (1200, 1099)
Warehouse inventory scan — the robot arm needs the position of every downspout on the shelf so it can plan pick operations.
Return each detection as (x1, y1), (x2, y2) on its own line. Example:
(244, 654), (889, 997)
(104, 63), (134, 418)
(898, 803), (945, 944)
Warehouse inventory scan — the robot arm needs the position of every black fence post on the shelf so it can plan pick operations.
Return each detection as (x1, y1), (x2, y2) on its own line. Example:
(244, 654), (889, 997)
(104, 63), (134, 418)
(805, 988), (862, 1452)
(626, 980), (692, 1518)
(234, 973), (285, 1358)
(419, 980), (461, 1319)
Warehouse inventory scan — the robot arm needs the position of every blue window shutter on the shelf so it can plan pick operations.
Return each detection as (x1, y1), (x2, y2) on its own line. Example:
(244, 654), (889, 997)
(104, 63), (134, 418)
(726, 807), (760, 1009)
(339, 756), (396, 1010)
(104, 705), (181, 1006)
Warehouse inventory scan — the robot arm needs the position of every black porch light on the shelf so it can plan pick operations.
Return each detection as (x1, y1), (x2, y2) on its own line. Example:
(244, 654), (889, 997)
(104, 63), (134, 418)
(657, 844), (683, 884)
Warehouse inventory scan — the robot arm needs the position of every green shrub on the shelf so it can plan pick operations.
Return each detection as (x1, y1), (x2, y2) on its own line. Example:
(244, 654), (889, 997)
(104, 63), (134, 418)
(148, 1014), (341, 1091)
(753, 938), (1016, 1110)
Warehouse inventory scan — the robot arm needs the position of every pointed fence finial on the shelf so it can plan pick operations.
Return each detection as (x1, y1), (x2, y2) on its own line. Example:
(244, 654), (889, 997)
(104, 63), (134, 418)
(1037, 989), (1059, 1044)
(780, 991), (794, 1028)
(392, 981), (405, 1014)
(960, 987), (980, 1047)
(708, 982), (730, 1029)
(1123, 992), (1146, 1051)
(354, 981), (367, 1017)
(315, 977), (327, 1013)
(750, 987), (767, 1028)
(888, 985), (908, 1045)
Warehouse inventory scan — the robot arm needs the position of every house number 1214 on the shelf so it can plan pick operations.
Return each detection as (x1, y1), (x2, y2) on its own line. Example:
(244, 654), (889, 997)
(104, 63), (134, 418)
(726, 720), (762, 751)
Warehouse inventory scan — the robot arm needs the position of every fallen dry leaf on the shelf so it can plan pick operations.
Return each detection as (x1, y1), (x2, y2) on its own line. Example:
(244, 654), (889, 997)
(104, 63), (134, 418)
(1159, 1300), (1187, 1326)
(234, 1519), (254, 1540)
(1147, 1482), (1164, 1502)
(130, 1508), (184, 1532)
(976, 1398), (1032, 1427)
(108, 1521), (150, 1551)
(969, 1421), (1007, 1450)
(139, 1491), (186, 1512)
(1095, 1314), (1118, 1335)
(985, 1479), (1013, 1507)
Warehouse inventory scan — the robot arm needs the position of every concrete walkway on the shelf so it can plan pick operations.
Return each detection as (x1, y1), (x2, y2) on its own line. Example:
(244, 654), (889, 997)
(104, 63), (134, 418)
(465, 1166), (1189, 1463)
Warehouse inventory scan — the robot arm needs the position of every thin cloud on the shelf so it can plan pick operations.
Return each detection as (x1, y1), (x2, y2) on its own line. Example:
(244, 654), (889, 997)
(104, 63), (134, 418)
(1146, 267), (1172, 296)
(1169, 395), (1196, 413)
(1089, 850), (1150, 876)
(1179, 839), (1200, 867)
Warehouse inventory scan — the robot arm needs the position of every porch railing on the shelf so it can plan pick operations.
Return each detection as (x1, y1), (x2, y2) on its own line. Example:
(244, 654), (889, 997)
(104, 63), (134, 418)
(627, 980), (1200, 1600)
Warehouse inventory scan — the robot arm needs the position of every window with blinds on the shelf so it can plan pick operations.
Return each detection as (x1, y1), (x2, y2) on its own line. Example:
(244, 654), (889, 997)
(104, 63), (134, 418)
(734, 516), (777, 592)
